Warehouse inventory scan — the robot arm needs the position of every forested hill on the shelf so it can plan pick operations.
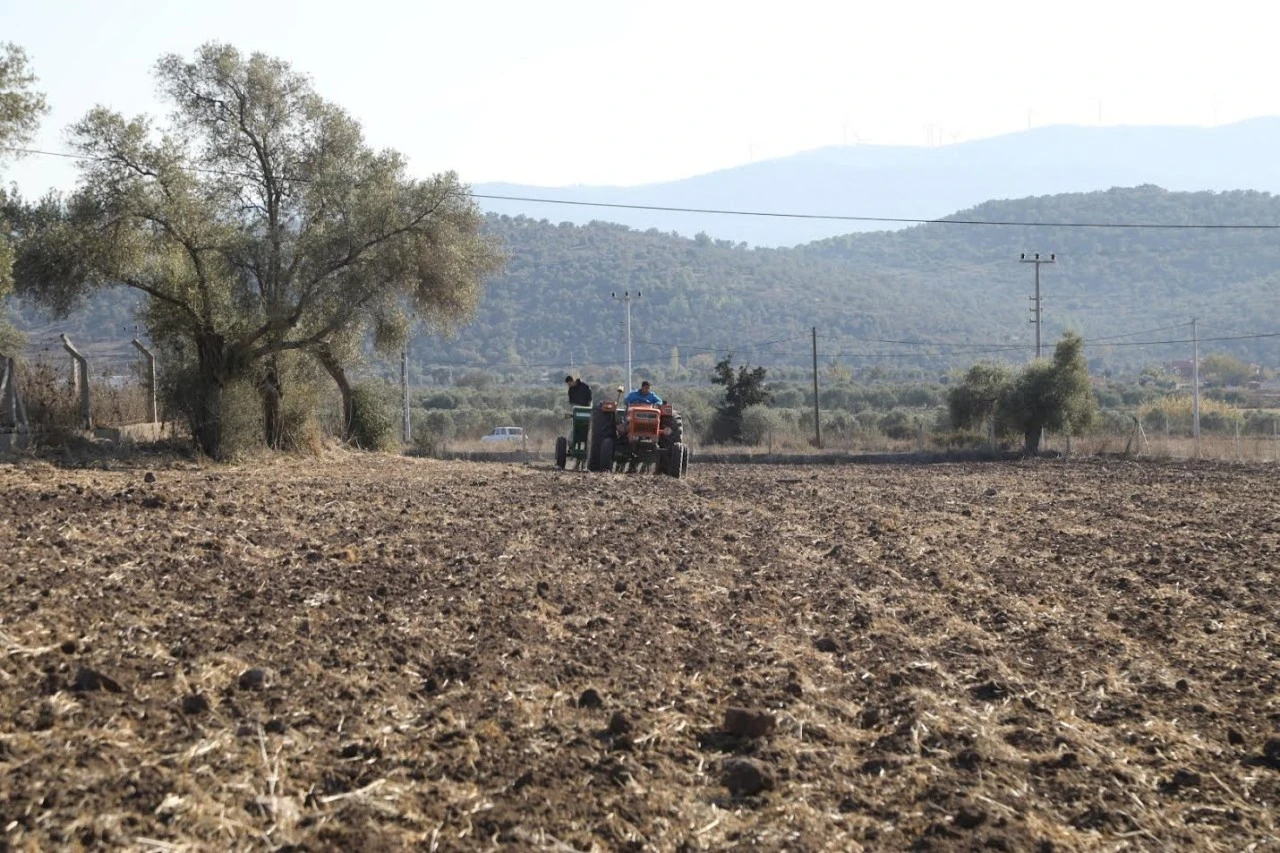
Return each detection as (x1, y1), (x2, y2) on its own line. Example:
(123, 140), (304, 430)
(10, 185), (1280, 377)
(410, 185), (1280, 375)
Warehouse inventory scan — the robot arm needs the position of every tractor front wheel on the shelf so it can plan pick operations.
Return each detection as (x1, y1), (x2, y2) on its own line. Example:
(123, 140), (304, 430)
(555, 436), (568, 469)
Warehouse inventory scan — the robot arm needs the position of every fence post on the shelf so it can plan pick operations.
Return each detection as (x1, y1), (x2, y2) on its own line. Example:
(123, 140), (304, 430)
(0, 356), (25, 429)
(4, 357), (29, 429)
(0, 356), (12, 427)
(131, 339), (158, 423)
(60, 334), (92, 430)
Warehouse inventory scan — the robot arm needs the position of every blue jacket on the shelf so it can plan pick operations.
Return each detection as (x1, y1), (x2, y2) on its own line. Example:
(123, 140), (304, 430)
(624, 389), (663, 405)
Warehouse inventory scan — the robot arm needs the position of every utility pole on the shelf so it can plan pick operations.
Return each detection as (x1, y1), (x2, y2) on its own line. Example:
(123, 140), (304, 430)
(811, 326), (822, 448)
(402, 346), (411, 444)
(1191, 317), (1201, 441)
(1020, 253), (1056, 358)
(611, 290), (640, 390)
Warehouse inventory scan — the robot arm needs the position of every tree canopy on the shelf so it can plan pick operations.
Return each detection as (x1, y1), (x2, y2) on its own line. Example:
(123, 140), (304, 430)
(948, 332), (1097, 453)
(709, 355), (772, 442)
(15, 43), (502, 455)
(0, 42), (49, 352)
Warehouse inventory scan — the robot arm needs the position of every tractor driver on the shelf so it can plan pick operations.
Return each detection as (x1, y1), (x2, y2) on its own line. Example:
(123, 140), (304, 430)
(565, 375), (593, 407)
(624, 380), (663, 406)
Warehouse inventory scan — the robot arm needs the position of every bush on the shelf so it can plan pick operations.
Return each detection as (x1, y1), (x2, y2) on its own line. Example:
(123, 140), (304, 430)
(1244, 409), (1280, 436)
(878, 409), (920, 440)
(349, 383), (398, 450)
(1140, 395), (1243, 435)
(740, 405), (784, 445)
(216, 377), (269, 459)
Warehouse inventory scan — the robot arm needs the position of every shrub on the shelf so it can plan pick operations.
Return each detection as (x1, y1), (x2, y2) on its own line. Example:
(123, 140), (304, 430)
(878, 409), (920, 440)
(349, 383), (398, 450)
(739, 405), (783, 445)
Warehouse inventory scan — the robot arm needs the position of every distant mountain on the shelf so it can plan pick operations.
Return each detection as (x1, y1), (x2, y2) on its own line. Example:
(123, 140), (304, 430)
(474, 119), (1280, 247)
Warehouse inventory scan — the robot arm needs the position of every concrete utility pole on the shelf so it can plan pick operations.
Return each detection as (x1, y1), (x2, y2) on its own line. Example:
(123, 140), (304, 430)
(811, 326), (822, 449)
(611, 290), (640, 390)
(1020, 253), (1056, 358)
(1191, 317), (1201, 441)
(402, 346), (411, 444)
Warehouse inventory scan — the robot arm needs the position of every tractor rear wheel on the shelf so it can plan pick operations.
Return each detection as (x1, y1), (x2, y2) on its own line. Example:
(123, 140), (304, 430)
(555, 436), (568, 469)
(666, 443), (686, 479)
(600, 437), (614, 472)
(668, 413), (683, 445)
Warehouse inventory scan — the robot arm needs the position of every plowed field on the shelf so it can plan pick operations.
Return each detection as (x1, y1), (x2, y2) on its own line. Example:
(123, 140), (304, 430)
(1, 454), (1277, 851)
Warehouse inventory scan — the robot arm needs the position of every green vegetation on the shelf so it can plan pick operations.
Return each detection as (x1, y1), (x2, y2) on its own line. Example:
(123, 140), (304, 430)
(1200, 352), (1255, 387)
(14, 185), (1280, 381)
(403, 185), (1280, 374)
(13, 43), (501, 457)
(948, 332), (1097, 453)
(0, 42), (49, 352)
(709, 356), (772, 443)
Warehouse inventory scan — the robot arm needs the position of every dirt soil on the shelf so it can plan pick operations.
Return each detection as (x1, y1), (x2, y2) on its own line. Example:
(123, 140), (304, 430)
(1, 453), (1277, 852)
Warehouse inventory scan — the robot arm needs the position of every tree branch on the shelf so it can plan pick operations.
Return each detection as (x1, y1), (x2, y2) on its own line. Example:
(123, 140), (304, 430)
(249, 290), (379, 359)
(116, 275), (202, 325)
(305, 195), (446, 288)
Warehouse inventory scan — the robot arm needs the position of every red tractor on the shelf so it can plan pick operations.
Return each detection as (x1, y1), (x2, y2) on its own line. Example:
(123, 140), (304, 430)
(587, 400), (688, 477)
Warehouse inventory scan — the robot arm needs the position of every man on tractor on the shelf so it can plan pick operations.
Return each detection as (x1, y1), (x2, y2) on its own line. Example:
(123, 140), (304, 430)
(557, 376), (594, 470)
(624, 380), (662, 406)
(565, 375), (593, 407)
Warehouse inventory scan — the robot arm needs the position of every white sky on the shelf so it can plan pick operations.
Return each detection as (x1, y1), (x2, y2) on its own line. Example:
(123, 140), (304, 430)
(2, 0), (1275, 195)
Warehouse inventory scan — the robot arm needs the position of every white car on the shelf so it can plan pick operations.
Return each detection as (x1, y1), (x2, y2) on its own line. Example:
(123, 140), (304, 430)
(480, 426), (526, 443)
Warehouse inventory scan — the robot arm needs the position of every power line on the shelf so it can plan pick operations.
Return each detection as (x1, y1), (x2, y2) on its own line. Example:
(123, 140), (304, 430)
(1084, 331), (1280, 348)
(474, 194), (1280, 230)
(1086, 322), (1191, 342)
(9, 144), (1280, 230)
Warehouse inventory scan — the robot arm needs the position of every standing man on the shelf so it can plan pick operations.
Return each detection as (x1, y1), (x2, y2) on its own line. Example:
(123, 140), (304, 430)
(624, 380), (662, 406)
(565, 375), (593, 407)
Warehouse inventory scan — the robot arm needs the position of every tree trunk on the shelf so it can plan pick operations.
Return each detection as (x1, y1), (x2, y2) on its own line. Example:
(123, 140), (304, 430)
(193, 332), (232, 459)
(1024, 425), (1041, 456)
(261, 364), (283, 450)
(316, 345), (354, 441)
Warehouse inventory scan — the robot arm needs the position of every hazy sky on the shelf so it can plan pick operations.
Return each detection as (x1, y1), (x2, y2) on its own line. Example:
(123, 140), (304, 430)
(3, 0), (1274, 195)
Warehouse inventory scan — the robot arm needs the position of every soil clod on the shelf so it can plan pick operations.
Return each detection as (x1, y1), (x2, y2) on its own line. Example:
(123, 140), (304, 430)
(181, 693), (210, 715)
(72, 667), (122, 693)
(238, 668), (271, 691)
(722, 707), (776, 738)
(722, 758), (775, 797)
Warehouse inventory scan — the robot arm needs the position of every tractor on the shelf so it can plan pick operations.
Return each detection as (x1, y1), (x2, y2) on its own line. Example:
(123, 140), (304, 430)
(587, 399), (688, 478)
(554, 405), (592, 470)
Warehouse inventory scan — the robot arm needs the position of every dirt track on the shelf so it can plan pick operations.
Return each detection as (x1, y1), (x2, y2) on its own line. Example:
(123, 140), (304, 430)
(1, 453), (1278, 851)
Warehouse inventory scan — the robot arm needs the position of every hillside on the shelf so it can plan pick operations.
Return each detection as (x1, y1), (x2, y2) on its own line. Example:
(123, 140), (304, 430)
(8, 186), (1280, 380)
(476, 119), (1280, 246)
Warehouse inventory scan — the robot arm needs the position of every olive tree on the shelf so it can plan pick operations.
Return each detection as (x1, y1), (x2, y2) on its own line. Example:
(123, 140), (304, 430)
(947, 362), (1013, 435)
(0, 43), (49, 351)
(16, 43), (502, 456)
(948, 332), (1096, 454)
